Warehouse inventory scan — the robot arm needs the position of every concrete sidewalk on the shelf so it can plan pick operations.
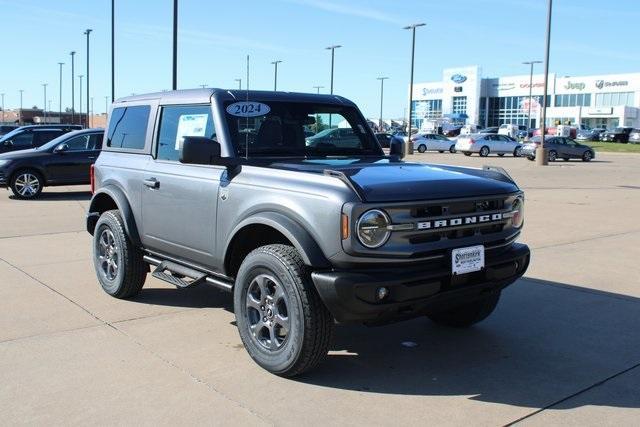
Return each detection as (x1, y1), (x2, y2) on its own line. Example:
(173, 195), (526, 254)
(1, 153), (639, 425)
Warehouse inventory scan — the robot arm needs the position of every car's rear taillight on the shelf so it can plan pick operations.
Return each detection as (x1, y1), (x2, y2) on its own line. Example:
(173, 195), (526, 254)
(90, 164), (95, 194)
(469, 139), (475, 144)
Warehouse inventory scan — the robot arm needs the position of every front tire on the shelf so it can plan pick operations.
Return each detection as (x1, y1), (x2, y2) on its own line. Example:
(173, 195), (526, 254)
(449, 145), (456, 153)
(10, 169), (43, 199)
(582, 151), (593, 162)
(427, 292), (501, 328)
(548, 150), (558, 162)
(417, 144), (426, 153)
(93, 210), (147, 299)
(479, 146), (490, 157)
(513, 146), (522, 157)
(234, 244), (333, 377)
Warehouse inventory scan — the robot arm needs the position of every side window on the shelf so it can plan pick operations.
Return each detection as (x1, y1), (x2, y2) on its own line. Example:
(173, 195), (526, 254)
(64, 135), (91, 151)
(10, 132), (34, 147)
(107, 105), (150, 150)
(156, 105), (214, 162)
(89, 134), (104, 150)
(35, 130), (63, 146)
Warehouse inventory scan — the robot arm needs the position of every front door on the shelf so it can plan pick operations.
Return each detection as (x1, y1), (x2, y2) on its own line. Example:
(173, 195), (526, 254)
(140, 104), (223, 268)
(45, 133), (100, 183)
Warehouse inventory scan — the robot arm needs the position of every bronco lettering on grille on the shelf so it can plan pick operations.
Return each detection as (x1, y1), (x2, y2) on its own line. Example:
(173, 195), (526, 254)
(416, 213), (503, 230)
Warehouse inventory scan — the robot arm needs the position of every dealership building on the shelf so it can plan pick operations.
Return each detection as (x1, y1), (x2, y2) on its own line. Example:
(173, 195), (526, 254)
(411, 66), (640, 130)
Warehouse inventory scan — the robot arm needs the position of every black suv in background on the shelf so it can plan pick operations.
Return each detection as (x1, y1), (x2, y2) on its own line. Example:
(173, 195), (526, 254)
(0, 129), (103, 199)
(0, 124), (82, 154)
(600, 127), (634, 143)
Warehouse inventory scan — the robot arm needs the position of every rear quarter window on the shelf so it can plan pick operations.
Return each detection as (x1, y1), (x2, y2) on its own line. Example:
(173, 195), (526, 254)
(106, 105), (151, 150)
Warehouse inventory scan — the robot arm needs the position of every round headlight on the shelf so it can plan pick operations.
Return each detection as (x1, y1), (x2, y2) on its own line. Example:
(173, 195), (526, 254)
(357, 209), (391, 248)
(511, 197), (524, 228)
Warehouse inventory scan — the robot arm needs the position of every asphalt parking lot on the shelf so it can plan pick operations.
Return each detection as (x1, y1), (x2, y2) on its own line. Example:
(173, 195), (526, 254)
(1, 152), (639, 425)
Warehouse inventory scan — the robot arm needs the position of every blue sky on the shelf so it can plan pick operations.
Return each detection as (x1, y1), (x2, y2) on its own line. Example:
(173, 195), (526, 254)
(1, 0), (639, 118)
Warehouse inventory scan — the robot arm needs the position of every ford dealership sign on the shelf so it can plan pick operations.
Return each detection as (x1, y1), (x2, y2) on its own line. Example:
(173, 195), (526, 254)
(451, 74), (467, 84)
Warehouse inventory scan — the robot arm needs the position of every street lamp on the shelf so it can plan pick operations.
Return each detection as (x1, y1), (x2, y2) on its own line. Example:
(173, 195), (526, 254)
(1, 93), (4, 124)
(111, 0), (115, 101)
(403, 23), (425, 156)
(70, 51), (76, 124)
(42, 84), (48, 123)
(522, 60), (542, 131)
(538, 0), (553, 166)
(313, 85), (324, 94)
(105, 96), (109, 116)
(18, 90), (24, 125)
(84, 29), (92, 128)
(325, 45), (341, 94)
(78, 75), (84, 127)
(377, 77), (389, 131)
(58, 62), (64, 119)
(90, 97), (94, 127)
(172, 0), (178, 90)
(199, 84), (208, 88)
(234, 78), (242, 90)
(271, 60), (282, 91)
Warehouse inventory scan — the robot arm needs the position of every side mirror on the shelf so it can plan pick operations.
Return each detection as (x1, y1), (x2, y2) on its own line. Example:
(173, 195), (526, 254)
(3, 139), (12, 146)
(54, 143), (68, 153)
(179, 136), (221, 165)
(389, 136), (405, 158)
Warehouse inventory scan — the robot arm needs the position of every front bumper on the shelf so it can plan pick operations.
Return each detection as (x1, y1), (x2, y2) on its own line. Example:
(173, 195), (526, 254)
(311, 242), (530, 324)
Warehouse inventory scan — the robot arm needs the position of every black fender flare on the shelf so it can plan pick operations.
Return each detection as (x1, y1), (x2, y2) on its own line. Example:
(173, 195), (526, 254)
(86, 185), (142, 247)
(224, 211), (330, 269)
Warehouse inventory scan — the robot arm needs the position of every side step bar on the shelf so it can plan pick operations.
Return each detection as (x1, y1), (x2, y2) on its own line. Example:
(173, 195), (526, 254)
(143, 255), (233, 293)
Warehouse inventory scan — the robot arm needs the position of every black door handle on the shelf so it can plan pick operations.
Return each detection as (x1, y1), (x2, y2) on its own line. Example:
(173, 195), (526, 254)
(143, 178), (159, 189)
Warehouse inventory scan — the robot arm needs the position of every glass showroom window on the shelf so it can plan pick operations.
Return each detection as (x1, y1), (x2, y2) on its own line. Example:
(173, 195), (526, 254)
(452, 96), (467, 114)
(595, 92), (634, 107)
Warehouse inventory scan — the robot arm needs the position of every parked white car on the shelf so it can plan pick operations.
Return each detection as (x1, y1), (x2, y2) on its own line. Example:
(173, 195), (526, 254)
(411, 133), (457, 153)
(455, 134), (523, 157)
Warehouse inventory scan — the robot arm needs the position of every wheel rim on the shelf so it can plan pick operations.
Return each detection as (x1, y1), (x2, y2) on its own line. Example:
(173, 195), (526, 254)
(549, 151), (557, 161)
(515, 147), (521, 156)
(245, 274), (290, 351)
(419, 145), (426, 153)
(584, 152), (592, 160)
(14, 173), (40, 197)
(97, 228), (119, 281)
(481, 147), (489, 156)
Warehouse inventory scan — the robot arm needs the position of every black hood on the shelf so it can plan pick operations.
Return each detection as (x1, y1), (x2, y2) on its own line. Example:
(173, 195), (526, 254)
(269, 158), (519, 202)
(0, 148), (49, 160)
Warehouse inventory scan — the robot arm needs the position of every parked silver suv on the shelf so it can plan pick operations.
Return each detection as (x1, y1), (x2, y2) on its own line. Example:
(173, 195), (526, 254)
(86, 89), (530, 376)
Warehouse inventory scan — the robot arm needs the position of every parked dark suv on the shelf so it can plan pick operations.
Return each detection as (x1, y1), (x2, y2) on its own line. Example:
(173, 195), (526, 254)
(0, 125), (19, 136)
(0, 124), (82, 154)
(600, 127), (634, 143)
(0, 129), (103, 199)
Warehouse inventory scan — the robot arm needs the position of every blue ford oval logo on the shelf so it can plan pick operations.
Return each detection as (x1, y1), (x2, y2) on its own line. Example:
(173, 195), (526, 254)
(451, 74), (467, 83)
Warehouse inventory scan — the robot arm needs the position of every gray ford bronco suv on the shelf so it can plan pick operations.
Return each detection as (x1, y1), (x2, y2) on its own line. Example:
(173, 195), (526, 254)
(86, 89), (530, 376)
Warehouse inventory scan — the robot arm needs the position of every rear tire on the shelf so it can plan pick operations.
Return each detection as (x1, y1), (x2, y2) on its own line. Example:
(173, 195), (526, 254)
(234, 244), (333, 377)
(479, 146), (490, 157)
(527, 156), (535, 161)
(427, 292), (501, 328)
(93, 210), (147, 299)
(513, 146), (522, 157)
(417, 144), (426, 153)
(10, 169), (44, 200)
(548, 150), (558, 162)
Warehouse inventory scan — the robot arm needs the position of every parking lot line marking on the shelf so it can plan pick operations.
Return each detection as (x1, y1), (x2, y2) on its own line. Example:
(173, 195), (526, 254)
(531, 229), (640, 251)
(505, 362), (640, 426)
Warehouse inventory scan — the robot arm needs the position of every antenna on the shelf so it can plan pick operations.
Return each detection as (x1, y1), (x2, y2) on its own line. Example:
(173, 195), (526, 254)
(245, 55), (250, 159)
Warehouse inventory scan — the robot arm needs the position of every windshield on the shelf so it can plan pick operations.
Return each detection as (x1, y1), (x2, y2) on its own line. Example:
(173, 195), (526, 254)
(224, 100), (382, 158)
(0, 127), (26, 143)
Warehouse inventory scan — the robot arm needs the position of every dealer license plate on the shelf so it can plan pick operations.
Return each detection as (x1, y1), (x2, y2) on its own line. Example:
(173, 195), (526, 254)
(452, 245), (485, 275)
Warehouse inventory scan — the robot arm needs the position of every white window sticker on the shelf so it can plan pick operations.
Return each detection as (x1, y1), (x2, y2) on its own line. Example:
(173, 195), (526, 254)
(175, 114), (208, 150)
(226, 101), (271, 117)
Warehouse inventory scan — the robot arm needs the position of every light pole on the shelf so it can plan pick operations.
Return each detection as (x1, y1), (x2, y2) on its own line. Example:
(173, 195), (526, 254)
(234, 78), (242, 90)
(312, 86), (324, 133)
(1, 93), (4, 123)
(78, 75), (84, 127)
(70, 51), (76, 124)
(199, 84), (207, 88)
(522, 60), (542, 131)
(19, 89), (24, 125)
(377, 77), (389, 131)
(271, 60), (282, 91)
(42, 84), (48, 123)
(58, 62), (64, 120)
(325, 45), (341, 94)
(403, 23), (425, 156)
(111, 0), (115, 101)
(84, 29), (92, 128)
(538, 0), (553, 166)
(105, 95), (109, 116)
(172, 0), (178, 90)
(90, 97), (94, 128)
(313, 85), (324, 94)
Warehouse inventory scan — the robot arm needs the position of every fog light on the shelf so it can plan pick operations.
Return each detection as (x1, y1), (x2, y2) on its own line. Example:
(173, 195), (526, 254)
(376, 287), (389, 301)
